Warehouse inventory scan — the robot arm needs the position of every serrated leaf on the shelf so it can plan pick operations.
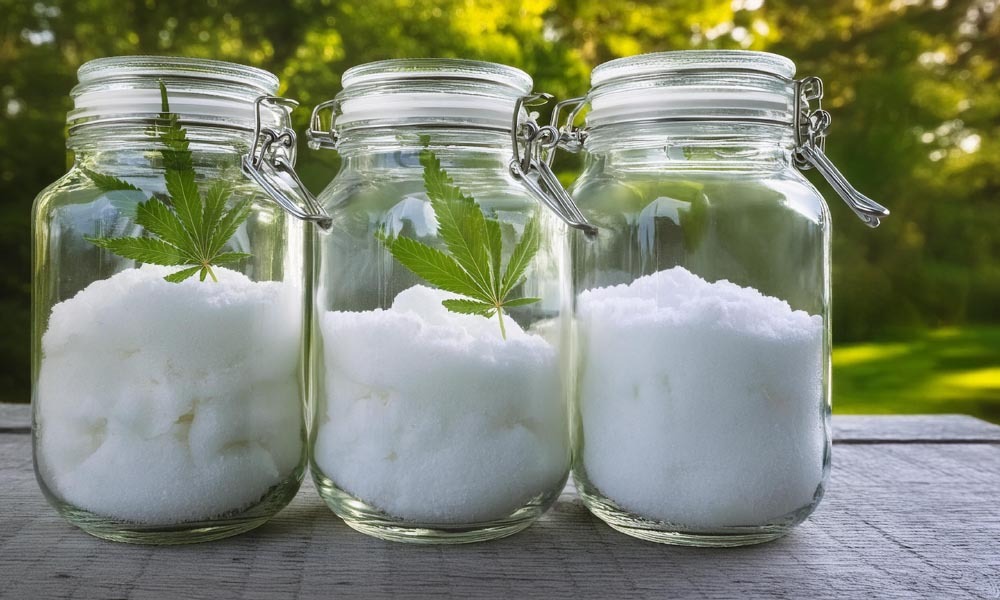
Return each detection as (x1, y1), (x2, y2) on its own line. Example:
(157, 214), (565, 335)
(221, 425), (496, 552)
(501, 297), (541, 308)
(212, 252), (252, 265)
(84, 82), (254, 283)
(156, 79), (200, 246)
(484, 217), (503, 295)
(441, 299), (497, 317)
(377, 149), (543, 340)
(164, 169), (203, 251)
(164, 265), (203, 283)
(209, 198), (253, 257)
(135, 197), (189, 248)
(82, 168), (146, 218)
(160, 137), (192, 172)
(420, 150), (495, 299)
(201, 180), (231, 245)
(85, 236), (195, 266)
(379, 233), (490, 301)
(156, 81), (193, 172)
(82, 168), (141, 193)
(501, 216), (540, 298)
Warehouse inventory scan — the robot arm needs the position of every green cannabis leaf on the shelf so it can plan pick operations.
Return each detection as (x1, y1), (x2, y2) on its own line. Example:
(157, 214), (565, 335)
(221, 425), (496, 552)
(83, 81), (252, 283)
(377, 149), (541, 340)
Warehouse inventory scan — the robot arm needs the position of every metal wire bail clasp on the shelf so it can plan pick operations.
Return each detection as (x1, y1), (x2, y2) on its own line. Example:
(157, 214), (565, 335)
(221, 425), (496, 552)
(306, 98), (340, 150)
(242, 96), (332, 229)
(508, 93), (598, 238)
(793, 76), (890, 228)
(549, 96), (589, 162)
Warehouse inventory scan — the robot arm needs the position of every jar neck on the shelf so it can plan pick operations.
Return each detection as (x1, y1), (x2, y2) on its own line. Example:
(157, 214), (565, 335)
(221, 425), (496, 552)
(582, 121), (796, 171)
(335, 126), (517, 171)
(66, 56), (286, 172)
(69, 122), (259, 172)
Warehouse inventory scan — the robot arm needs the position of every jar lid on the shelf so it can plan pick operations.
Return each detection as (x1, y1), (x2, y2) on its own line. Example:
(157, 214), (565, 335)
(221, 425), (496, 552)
(332, 59), (533, 133)
(69, 56), (280, 131)
(586, 50), (797, 129)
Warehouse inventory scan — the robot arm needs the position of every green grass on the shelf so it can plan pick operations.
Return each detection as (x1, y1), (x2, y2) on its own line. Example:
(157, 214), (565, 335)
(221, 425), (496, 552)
(834, 326), (1000, 423)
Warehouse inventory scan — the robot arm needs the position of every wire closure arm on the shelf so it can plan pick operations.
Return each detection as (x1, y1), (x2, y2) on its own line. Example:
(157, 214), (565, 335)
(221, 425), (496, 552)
(509, 94), (598, 238)
(306, 98), (340, 150)
(793, 76), (890, 227)
(548, 96), (589, 166)
(242, 96), (332, 229)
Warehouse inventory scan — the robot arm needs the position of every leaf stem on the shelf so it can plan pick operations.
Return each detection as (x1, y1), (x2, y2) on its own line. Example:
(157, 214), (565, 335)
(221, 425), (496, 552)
(496, 308), (507, 341)
(206, 265), (218, 282)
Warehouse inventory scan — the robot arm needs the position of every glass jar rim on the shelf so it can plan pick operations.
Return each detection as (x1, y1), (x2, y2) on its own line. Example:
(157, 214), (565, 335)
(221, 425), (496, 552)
(69, 55), (282, 134)
(329, 58), (533, 135)
(76, 55), (279, 92)
(342, 58), (532, 92)
(584, 50), (798, 130)
(591, 50), (796, 88)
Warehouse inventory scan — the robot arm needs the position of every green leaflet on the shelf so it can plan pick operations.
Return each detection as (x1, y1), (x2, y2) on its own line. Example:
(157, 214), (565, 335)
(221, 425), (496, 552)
(83, 81), (253, 283)
(441, 299), (496, 317)
(500, 216), (539, 298)
(81, 168), (141, 192)
(377, 148), (542, 340)
(85, 237), (195, 266)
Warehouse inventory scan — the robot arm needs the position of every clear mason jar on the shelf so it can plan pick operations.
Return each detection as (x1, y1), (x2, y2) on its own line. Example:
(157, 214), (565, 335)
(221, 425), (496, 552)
(306, 59), (587, 543)
(31, 56), (320, 543)
(560, 51), (888, 546)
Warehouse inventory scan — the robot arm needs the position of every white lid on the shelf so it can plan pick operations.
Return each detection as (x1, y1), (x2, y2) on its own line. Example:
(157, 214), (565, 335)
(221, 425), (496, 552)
(587, 51), (797, 128)
(333, 59), (533, 132)
(69, 56), (280, 129)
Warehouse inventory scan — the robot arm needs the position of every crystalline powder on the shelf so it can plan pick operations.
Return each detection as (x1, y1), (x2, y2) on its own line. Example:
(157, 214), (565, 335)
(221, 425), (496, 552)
(577, 266), (825, 527)
(35, 265), (303, 523)
(314, 285), (569, 523)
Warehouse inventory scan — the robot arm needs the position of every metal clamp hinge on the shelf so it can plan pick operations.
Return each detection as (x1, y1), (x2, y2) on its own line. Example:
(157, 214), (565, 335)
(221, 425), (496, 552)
(242, 96), (332, 229)
(509, 93), (598, 238)
(549, 96), (590, 162)
(306, 98), (341, 150)
(793, 76), (890, 227)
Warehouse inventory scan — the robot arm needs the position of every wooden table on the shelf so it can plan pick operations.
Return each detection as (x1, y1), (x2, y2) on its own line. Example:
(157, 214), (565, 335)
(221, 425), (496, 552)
(2, 403), (999, 599)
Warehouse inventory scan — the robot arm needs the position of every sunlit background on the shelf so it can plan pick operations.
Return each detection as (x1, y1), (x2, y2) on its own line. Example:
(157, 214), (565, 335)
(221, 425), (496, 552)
(2, 0), (998, 420)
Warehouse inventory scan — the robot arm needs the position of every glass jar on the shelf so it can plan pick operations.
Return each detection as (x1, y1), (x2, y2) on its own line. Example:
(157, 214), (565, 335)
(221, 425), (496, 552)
(31, 56), (322, 543)
(559, 51), (889, 546)
(306, 59), (590, 543)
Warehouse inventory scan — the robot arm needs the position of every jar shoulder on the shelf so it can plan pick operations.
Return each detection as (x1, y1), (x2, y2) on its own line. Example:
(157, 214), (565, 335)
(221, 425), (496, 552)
(570, 165), (830, 226)
(34, 161), (281, 220)
(32, 167), (93, 215)
(317, 165), (542, 216)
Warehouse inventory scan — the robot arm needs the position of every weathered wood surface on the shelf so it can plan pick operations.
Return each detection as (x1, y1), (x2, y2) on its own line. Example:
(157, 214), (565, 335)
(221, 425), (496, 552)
(1, 407), (998, 600)
(834, 414), (1000, 443)
(0, 403), (29, 433)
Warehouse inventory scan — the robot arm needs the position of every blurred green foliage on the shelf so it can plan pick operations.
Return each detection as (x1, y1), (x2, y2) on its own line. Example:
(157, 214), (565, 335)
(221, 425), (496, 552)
(2, 0), (998, 405)
(835, 326), (1000, 423)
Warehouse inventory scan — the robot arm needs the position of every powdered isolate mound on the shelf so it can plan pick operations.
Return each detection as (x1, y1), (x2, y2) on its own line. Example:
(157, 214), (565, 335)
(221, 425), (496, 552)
(315, 285), (569, 524)
(577, 267), (825, 527)
(35, 266), (303, 523)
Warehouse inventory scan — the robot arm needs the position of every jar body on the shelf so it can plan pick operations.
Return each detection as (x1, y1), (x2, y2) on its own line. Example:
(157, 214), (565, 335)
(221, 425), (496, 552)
(570, 122), (831, 546)
(310, 130), (571, 543)
(32, 132), (307, 543)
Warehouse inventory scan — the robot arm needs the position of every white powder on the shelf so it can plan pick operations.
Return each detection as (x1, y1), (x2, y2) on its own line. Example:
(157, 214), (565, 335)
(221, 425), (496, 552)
(35, 265), (304, 523)
(314, 285), (569, 524)
(577, 267), (825, 528)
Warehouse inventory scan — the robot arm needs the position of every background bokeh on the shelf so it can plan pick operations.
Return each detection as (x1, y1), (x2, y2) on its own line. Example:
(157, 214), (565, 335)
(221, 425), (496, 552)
(2, 0), (998, 418)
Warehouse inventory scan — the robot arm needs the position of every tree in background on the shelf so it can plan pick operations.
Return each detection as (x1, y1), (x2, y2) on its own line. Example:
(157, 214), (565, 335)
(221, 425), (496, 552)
(1, 0), (997, 403)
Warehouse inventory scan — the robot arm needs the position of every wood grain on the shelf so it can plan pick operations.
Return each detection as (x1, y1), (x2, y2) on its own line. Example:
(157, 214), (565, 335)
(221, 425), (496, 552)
(0, 403), (29, 433)
(833, 414), (1000, 443)
(1, 410), (998, 599)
